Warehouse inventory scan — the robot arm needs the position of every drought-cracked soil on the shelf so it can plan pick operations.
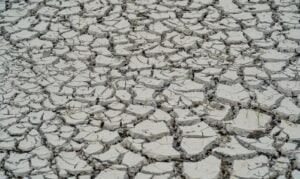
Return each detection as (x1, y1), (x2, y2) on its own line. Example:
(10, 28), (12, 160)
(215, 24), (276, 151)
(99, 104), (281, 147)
(0, 0), (300, 178)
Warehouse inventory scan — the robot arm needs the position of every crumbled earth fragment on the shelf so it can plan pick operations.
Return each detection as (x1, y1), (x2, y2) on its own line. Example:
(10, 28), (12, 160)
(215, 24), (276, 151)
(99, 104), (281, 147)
(56, 151), (92, 175)
(216, 84), (250, 106)
(183, 155), (221, 179)
(130, 120), (170, 140)
(142, 136), (180, 161)
(213, 136), (257, 159)
(279, 121), (300, 141)
(229, 109), (272, 137)
(231, 155), (275, 178)
(95, 168), (128, 179)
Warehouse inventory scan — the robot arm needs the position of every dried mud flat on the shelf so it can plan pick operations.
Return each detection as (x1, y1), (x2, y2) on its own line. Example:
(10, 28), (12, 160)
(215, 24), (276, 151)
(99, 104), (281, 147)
(0, 0), (300, 178)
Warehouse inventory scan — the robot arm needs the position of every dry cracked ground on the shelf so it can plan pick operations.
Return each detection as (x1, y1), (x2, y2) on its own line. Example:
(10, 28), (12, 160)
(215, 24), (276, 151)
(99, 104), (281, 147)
(0, 0), (300, 178)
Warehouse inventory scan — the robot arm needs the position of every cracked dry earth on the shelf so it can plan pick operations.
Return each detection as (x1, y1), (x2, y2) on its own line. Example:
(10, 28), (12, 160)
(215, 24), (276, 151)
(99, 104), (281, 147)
(1, 0), (300, 179)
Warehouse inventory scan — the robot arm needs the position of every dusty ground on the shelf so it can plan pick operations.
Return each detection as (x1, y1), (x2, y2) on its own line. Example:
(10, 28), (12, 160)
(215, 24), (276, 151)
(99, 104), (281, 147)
(0, 0), (300, 178)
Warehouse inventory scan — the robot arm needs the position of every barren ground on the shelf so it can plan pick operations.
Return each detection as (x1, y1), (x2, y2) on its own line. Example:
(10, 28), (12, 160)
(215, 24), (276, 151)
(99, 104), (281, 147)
(0, 0), (300, 178)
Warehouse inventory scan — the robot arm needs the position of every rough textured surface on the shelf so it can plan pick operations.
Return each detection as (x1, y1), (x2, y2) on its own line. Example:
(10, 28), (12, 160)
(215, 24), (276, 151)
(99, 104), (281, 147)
(0, 0), (299, 178)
